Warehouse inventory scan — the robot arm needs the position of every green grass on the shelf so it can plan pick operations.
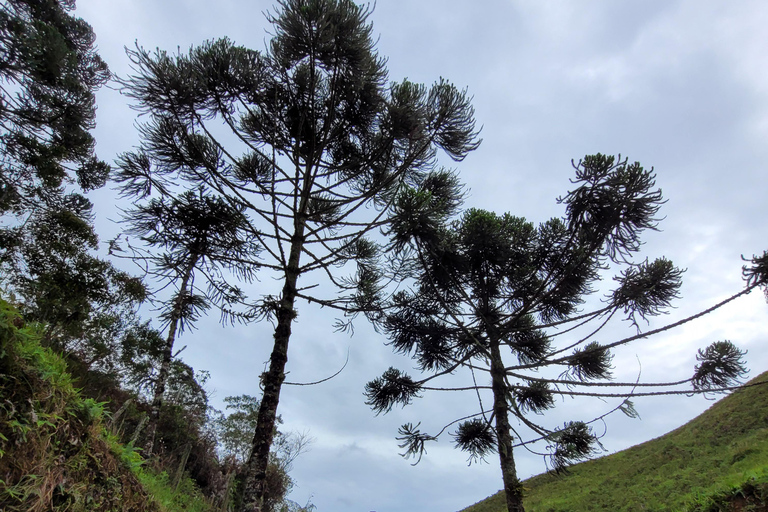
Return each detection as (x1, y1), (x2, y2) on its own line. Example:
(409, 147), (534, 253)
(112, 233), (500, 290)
(461, 371), (768, 512)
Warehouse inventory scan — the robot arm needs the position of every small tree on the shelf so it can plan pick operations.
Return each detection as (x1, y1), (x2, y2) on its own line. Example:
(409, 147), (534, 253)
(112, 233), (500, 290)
(114, 0), (480, 509)
(214, 395), (312, 512)
(115, 189), (260, 455)
(365, 154), (768, 512)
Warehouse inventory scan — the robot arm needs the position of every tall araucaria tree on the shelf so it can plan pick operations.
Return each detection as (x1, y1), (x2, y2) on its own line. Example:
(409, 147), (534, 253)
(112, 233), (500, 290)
(114, 0), (480, 509)
(365, 154), (768, 512)
(115, 189), (260, 455)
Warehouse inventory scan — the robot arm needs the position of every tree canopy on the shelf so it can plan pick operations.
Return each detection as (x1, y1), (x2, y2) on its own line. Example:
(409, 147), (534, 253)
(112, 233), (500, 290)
(365, 154), (767, 512)
(114, 0), (480, 509)
(0, 0), (110, 214)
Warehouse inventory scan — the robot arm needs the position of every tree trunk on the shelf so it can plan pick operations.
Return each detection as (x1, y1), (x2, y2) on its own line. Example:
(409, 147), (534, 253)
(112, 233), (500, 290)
(240, 220), (306, 512)
(145, 259), (196, 456)
(489, 341), (526, 512)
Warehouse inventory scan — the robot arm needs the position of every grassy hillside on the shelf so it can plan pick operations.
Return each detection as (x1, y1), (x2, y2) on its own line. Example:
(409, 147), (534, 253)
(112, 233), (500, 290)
(0, 298), (214, 512)
(461, 371), (768, 512)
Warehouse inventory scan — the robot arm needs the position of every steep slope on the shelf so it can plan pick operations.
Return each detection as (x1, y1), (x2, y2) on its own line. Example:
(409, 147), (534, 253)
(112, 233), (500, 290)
(0, 298), (161, 512)
(461, 371), (768, 512)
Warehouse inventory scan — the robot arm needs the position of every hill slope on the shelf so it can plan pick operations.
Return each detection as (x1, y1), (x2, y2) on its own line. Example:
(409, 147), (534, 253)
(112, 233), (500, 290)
(0, 298), (215, 512)
(461, 371), (768, 512)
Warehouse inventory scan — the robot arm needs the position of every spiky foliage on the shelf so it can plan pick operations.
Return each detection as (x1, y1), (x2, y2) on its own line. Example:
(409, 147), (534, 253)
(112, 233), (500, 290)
(743, 250), (768, 301)
(0, 0), (110, 215)
(692, 341), (748, 391)
(114, 0), (480, 509)
(453, 418), (497, 465)
(366, 154), (762, 512)
(364, 367), (422, 414)
(115, 188), (261, 455)
(547, 422), (604, 474)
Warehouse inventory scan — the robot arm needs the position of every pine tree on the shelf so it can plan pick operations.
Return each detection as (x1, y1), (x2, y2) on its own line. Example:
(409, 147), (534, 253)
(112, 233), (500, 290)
(365, 154), (768, 512)
(0, 0), (110, 214)
(114, 1), (480, 509)
(116, 189), (260, 455)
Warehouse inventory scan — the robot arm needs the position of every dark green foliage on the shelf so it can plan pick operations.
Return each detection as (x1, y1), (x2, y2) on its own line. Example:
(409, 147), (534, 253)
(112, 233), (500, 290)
(565, 342), (613, 381)
(396, 422), (436, 465)
(115, 0), (481, 507)
(454, 418), (497, 465)
(692, 341), (748, 392)
(743, 250), (768, 301)
(547, 422), (603, 474)
(364, 367), (422, 414)
(119, 189), (259, 325)
(0, 0), (145, 379)
(368, 153), (762, 512)
(118, 322), (165, 392)
(515, 381), (555, 414)
(559, 154), (663, 262)
(0, 197), (147, 365)
(612, 257), (684, 326)
(0, 0), (110, 215)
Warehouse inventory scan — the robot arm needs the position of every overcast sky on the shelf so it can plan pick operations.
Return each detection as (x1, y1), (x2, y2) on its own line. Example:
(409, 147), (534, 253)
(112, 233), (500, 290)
(74, 1), (768, 511)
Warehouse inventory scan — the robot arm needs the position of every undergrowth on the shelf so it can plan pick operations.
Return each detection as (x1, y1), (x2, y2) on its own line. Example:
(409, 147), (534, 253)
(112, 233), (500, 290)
(0, 297), (213, 512)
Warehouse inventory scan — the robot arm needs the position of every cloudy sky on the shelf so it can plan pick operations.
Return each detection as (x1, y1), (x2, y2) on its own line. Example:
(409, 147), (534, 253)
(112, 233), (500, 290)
(74, 1), (768, 511)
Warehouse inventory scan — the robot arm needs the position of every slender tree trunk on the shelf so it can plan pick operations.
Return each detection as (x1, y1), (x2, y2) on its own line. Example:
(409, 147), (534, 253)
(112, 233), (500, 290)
(240, 218), (306, 512)
(145, 259), (196, 456)
(489, 341), (526, 512)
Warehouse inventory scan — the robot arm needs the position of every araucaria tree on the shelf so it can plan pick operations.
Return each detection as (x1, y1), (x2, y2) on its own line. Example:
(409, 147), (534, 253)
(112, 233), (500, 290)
(117, 189), (260, 455)
(0, 0), (110, 214)
(114, 0), (480, 510)
(365, 154), (768, 512)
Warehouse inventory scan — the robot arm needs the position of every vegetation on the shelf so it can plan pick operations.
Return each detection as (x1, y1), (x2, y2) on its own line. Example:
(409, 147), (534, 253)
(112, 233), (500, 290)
(0, 296), (169, 511)
(0, 1), (765, 511)
(366, 153), (768, 511)
(0, 295), (309, 511)
(0, 0), (146, 370)
(460, 370), (768, 512)
(0, 0), (110, 215)
(114, 0), (479, 509)
(118, 189), (260, 455)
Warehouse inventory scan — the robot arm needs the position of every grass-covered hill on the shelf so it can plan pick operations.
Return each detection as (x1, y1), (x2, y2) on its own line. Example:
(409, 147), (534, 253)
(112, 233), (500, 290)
(461, 371), (768, 512)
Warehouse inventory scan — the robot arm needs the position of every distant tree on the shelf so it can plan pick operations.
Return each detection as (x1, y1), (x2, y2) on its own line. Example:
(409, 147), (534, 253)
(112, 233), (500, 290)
(0, 0), (110, 215)
(114, 189), (260, 455)
(213, 394), (312, 512)
(365, 154), (768, 512)
(114, 0), (480, 509)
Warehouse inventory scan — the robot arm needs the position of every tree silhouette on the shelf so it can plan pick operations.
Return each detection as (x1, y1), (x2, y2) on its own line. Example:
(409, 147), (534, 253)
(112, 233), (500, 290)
(365, 154), (767, 512)
(114, 0), (480, 509)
